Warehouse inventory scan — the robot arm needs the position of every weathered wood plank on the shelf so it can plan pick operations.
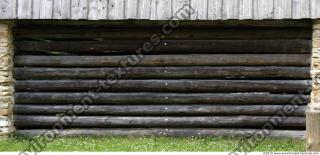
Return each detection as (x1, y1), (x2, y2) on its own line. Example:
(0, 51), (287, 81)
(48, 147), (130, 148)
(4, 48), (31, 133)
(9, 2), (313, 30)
(14, 28), (312, 40)
(154, 0), (172, 20)
(222, 0), (239, 19)
(172, 0), (190, 20)
(14, 54), (311, 67)
(14, 115), (306, 127)
(108, 0), (125, 20)
(1, 0), (319, 20)
(14, 40), (312, 54)
(253, 0), (274, 19)
(0, 0), (17, 19)
(14, 105), (306, 116)
(190, 0), (208, 20)
(14, 80), (311, 93)
(138, 0), (152, 19)
(125, 0), (138, 19)
(88, 0), (107, 20)
(33, 0), (53, 19)
(16, 129), (306, 138)
(274, 0), (292, 19)
(17, 0), (32, 19)
(208, 0), (222, 20)
(14, 92), (309, 105)
(13, 67), (311, 80)
(53, 0), (71, 19)
(239, 0), (253, 19)
(293, 0), (310, 19)
(71, 0), (88, 19)
(311, 0), (320, 19)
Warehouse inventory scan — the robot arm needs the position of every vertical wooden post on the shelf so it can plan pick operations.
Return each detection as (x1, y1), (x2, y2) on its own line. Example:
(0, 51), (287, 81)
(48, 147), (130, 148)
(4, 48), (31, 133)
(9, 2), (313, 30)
(307, 20), (320, 151)
(0, 21), (14, 140)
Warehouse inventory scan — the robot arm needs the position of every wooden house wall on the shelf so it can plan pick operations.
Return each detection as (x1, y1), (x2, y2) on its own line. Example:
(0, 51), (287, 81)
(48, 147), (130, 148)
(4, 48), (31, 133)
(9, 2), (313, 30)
(11, 20), (312, 137)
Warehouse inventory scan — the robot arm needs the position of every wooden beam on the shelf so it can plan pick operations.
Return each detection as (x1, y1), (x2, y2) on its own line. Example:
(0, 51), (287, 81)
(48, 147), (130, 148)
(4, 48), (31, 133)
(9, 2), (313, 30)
(14, 80), (311, 93)
(14, 104), (306, 116)
(14, 40), (311, 54)
(14, 54), (311, 67)
(16, 129), (306, 139)
(13, 67), (310, 80)
(13, 28), (312, 40)
(14, 92), (309, 105)
(14, 115), (306, 128)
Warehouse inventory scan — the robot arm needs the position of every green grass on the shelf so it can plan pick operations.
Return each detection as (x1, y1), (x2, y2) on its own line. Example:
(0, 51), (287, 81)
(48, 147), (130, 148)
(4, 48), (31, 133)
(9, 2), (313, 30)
(0, 136), (305, 152)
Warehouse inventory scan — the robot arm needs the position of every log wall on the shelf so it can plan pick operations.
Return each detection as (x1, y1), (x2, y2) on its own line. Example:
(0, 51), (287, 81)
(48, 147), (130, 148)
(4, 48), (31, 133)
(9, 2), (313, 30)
(13, 21), (312, 138)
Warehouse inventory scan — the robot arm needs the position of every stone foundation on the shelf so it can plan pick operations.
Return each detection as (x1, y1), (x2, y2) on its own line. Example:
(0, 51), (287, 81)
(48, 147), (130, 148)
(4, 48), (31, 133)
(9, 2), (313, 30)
(0, 21), (14, 139)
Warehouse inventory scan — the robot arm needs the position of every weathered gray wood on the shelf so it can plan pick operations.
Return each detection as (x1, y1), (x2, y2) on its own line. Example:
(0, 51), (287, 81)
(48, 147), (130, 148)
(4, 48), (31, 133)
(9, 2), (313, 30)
(14, 54), (311, 67)
(32, 0), (41, 19)
(1, 0), (320, 19)
(154, 0), (172, 20)
(14, 40), (312, 54)
(14, 92), (309, 105)
(0, 0), (16, 19)
(222, 0), (239, 19)
(208, 0), (222, 20)
(71, 0), (88, 19)
(14, 115), (306, 127)
(14, 105), (306, 116)
(190, 0), (208, 20)
(311, 0), (320, 19)
(306, 110), (320, 150)
(274, 0), (292, 19)
(125, 0), (138, 19)
(53, 0), (71, 19)
(14, 80), (311, 93)
(253, 0), (273, 19)
(16, 129), (306, 138)
(108, 0), (125, 20)
(239, 0), (253, 19)
(138, 0), (152, 19)
(13, 67), (311, 80)
(88, 0), (107, 20)
(33, 0), (53, 19)
(293, 0), (310, 19)
(172, 0), (190, 20)
(40, 0), (53, 19)
(17, 0), (32, 19)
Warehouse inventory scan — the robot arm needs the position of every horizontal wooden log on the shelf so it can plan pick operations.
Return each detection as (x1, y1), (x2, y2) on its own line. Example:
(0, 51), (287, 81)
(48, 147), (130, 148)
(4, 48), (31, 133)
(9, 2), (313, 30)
(14, 115), (306, 128)
(13, 105), (306, 116)
(15, 40), (311, 53)
(14, 80), (311, 93)
(14, 20), (312, 29)
(14, 28), (312, 40)
(14, 92), (309, 105)
(13, 67), (311, 80)
(14, 54), (311, 67)
(15, 128), (306, 139)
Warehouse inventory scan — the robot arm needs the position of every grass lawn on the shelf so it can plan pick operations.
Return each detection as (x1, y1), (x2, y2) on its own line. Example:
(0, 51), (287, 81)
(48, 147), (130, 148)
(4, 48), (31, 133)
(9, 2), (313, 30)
(0, 136), (305, 152)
